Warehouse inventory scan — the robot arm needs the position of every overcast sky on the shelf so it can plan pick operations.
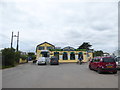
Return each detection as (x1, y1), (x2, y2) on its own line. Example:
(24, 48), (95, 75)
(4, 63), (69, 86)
(0, 0), (119, 53)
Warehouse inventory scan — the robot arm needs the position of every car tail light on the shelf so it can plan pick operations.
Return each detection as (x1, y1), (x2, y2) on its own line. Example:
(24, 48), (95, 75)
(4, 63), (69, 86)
(100, 59), (103, 62)
(101, 66), (105, 68)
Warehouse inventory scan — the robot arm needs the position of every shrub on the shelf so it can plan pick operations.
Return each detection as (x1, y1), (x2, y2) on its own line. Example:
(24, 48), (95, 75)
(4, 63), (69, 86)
(15, 51), (21, 63)
(2, 48), (16, 67)
(1, 48), (22, 68)
(20, 55), (27, 60)
(32, 55), (36, 60)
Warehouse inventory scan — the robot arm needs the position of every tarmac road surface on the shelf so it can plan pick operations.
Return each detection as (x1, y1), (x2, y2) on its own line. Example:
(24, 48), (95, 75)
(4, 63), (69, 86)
(2, 62), (119, 88)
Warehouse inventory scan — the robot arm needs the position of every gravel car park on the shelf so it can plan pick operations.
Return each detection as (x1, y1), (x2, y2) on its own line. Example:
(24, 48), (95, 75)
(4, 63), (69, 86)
(2, 62), (118, 88)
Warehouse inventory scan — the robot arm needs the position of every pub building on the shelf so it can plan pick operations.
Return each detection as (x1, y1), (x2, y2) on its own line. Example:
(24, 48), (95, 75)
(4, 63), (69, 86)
(36, 42), (93, 63)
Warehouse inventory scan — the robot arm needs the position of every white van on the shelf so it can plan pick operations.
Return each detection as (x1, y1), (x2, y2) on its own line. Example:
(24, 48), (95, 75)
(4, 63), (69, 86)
(36, 57), (46, 65)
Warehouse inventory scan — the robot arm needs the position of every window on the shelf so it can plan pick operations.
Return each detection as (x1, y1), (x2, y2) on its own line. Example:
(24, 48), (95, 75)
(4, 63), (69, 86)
(93, 58), (100, 62)
(78, 52), (83, 60)
(102, 58), (115, 62)
(63, 52), (68, 60)
(39, 46), (44, 50)
(54, 52), (59, 60)
(47, 47), (53, 50)
(87, 53), (90, 57)
(70, 52), (75, 60)
(41, 52), (49, 57)
(116, 57), (120, 62)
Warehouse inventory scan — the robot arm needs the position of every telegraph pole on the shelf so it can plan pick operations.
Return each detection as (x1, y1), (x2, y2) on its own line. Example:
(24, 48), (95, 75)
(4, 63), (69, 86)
(16, 31), (19, 51)
(10, 31), (19, 51)
(11, 32), (13, 49)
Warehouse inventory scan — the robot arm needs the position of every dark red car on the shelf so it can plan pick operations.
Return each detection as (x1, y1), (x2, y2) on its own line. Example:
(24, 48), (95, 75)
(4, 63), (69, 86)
(89, 56), (117, 74)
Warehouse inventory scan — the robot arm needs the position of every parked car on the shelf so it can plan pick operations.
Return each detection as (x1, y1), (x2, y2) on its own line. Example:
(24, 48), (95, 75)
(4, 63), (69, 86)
(36, 57), (46, 65)
(114, 57), (120, 70)
(50, 56), (59, 65)
(89, 56), (117, 74)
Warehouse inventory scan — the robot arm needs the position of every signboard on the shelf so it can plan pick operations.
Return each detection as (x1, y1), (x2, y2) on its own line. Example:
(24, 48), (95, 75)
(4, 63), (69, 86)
(63, 46), (75, 51)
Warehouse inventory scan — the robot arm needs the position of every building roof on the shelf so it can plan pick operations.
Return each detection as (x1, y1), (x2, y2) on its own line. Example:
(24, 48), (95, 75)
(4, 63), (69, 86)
(36, 42), (55, 48)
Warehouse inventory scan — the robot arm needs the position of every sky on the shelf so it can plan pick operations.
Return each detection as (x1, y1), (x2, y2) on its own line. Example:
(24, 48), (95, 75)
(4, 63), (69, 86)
(0, 0), (119, 53)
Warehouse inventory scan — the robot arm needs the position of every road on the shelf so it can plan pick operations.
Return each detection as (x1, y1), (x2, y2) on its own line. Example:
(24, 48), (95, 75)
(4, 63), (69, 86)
(2, 62), (119, 88)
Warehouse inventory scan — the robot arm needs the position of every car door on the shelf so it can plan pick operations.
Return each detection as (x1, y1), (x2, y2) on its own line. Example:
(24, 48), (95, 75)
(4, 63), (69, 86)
(94, 58), (100, 70)
(90, 59), (95, 69)
(92, 58), (97, 69)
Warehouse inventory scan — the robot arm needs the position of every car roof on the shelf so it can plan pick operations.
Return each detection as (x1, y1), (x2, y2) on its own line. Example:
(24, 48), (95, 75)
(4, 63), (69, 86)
(38, 57), (45, 59)
(115, 57), (120, 58)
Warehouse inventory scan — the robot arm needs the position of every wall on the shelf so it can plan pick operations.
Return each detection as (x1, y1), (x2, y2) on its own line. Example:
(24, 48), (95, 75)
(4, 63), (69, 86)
(19, 58), (27, 64)
(50, 51), (89, 63)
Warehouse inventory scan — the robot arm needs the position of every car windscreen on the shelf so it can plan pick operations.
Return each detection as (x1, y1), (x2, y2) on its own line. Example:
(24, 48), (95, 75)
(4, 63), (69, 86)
(102, 58), (115, 62)
(117, 57), (120, 61)
(38, 57), (46, 61)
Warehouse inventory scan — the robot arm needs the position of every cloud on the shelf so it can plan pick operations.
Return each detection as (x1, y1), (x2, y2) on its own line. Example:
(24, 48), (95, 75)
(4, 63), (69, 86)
(0, 0), (118, 53)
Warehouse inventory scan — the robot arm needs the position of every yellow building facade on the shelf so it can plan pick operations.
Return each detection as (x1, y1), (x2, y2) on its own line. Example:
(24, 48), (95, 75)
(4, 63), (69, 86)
(19, 58), (28, 64)
(36, 42), (93, 63)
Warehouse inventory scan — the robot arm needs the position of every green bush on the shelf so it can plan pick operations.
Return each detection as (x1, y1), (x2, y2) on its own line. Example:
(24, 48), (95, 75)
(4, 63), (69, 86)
(28, 52), (35, 56)
(27, 52), (36, 60)
(32, 55), (36, 60)
(1, 48), (21, 68)
(15, 51), (21, 63)
(20, 55), (27, 60)
(93, 50), (104, 57)
(2, 48), (16, 67)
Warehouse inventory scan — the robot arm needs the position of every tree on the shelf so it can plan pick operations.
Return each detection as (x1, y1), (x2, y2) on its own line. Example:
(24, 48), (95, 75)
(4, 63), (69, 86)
(28, 52), (36, 60)
(2, 48), (15, 67)
(1, 48), (21, 68)
(93, 50), (104, 57)
(14, 51), (21, 63)
(28, 52), (35, 56)
(78, 42), (92, 50)
(20, 55), (28, 60)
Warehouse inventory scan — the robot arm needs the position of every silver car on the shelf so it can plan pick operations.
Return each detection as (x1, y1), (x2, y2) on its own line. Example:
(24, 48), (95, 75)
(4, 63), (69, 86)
(36, 57), (46, 65)
(115, 57), (120, 70)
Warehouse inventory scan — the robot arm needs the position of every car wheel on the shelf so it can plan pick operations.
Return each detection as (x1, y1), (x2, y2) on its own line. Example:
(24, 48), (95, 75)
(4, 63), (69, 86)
(97, 68), (102, 74)
(89, 65), (92, 70)
(113, 71), (117, 74)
